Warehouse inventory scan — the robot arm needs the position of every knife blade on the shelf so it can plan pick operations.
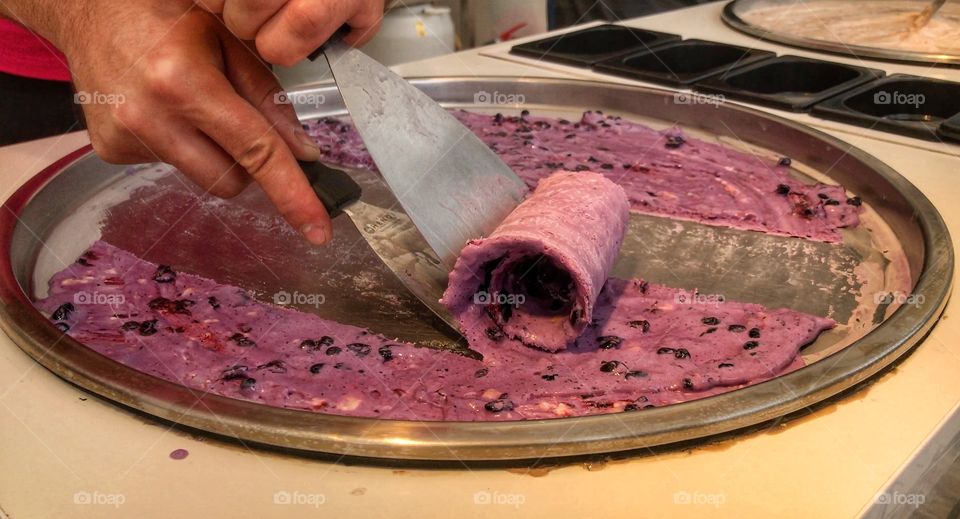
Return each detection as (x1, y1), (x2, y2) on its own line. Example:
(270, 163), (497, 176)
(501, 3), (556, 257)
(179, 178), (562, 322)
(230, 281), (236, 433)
(300, 160), (458, 334)
(316, 40), (529, 269)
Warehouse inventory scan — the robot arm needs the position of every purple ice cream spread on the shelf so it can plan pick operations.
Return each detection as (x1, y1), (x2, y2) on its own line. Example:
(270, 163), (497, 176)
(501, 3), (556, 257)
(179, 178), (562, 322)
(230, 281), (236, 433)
(37, 240), (834, 420)
(31, 109), (854, 420)
(441, 171), (630, 352)
(305, 109), (862, 243)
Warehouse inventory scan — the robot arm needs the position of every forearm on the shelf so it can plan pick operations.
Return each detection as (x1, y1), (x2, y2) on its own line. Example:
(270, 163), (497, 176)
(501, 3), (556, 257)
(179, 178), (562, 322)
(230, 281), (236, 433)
(0, 0), (87, 51)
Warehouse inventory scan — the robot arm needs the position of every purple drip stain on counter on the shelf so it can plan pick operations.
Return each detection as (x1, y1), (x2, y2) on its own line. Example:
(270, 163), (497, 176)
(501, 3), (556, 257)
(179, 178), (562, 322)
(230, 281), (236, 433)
(169, 449), (189, 460)
(37, 239), (833, 421)
(305, 109), (860, 243)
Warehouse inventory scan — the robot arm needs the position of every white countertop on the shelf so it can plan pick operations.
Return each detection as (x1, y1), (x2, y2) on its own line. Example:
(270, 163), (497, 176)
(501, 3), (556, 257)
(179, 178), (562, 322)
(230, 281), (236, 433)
(1, 4), (959, 518)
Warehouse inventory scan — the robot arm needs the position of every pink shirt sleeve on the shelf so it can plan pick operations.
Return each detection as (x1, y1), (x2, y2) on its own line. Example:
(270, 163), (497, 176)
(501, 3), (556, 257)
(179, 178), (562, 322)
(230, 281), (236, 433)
(0, 18), (71, 82)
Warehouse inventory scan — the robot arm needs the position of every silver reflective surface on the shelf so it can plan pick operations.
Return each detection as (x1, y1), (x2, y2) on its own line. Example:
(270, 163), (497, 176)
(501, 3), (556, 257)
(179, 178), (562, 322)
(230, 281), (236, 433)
(324, 42), (529, 270)
(0, 78), (951, 461)
(723, 0), (960, 67)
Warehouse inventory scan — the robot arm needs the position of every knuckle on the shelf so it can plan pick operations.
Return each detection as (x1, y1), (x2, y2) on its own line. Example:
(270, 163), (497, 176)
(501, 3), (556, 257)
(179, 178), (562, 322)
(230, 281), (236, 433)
(223, 11), (257, 40)
(87, 116), (140, 164)
(285, 2), (325, 42)
(208, 179), (248, 199)
(89, 132), (130, 163)
(237, 137), (282, 179)
(142, 53), (192, 103)
(254, 35), (291, 66)
(112, 103), (148, 136)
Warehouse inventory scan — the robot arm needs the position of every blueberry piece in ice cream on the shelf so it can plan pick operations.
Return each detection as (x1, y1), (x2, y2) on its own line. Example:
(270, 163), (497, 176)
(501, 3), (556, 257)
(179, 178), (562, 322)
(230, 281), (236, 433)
(152, 265), (176, 283)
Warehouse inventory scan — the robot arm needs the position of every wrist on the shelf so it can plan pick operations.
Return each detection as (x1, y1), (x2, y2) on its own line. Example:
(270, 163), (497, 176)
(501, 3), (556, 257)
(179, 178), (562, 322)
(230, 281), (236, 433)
(0, 0), (89, 55)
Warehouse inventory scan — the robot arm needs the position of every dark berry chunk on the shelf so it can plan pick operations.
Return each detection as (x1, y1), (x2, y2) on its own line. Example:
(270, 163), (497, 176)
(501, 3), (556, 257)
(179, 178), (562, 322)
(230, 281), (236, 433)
(51, 302), (74, 321)
(776, 184), (791, 195)
(625, 370), (647, 379)
(623, 403), (639, 411)
(628, 320), (650, 332)
(664, 135), (685, 149)
(309, 363), (325, 374)
(824, 199), (840, 206)
(600, 360), (621, 372)
(656, 347), (675, 355)
(207, 296), (220, 309)
(674, 348), (690, 359)
(299, 339), (318, 351)
(597, 335), (623, 350)
(257, 360), (286, 374)
(569, 307), (583, 326)
(728, 324), (746, 332)
(228, 332), (255, 347)
(748, 327), (761, 338)
(121, 321), (140, 331)
(325, 346), (342, 356)
(700, 327), (717, 336)
(743, 341), (759, 350)
(152, 265), (176, 283)
(719, 363), (734, 368)
(318, 336), (334, 347)
(484, 398), (515, 413)
(347, 343), (371, 356)
(485, 327), (505, 341)
(138, 320), (158, 336)
(682, 378), (694, 389)
(601, 163), (614, 170)
(240, 377), (257, 390)
(541, 374), (558, 381)
(474, 368), (489, 378)
(378, 345), (394, 362)
(148, 297), (193, 315)
(846, 196), (862, 206)
(778, 157), (792, 167)
(701, 316), (720, 325)
(221, 365), (248, 380)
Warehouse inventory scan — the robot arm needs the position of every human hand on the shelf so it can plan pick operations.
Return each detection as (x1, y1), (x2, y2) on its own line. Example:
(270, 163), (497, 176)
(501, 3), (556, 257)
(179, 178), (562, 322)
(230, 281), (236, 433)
(26, 0), (366, 244)
(197, 0), (385, 66)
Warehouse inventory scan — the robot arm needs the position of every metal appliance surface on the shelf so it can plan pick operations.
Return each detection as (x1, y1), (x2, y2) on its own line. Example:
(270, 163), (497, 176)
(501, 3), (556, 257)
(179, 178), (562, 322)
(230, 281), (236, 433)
(722, 0), (960, 67)
(0, 77), (951, 461)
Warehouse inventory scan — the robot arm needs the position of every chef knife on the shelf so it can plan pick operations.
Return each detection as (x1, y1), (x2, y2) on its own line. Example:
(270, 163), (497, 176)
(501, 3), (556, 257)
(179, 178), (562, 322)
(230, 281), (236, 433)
(308, 35), (529, 270)
(300, 160), (460, 333)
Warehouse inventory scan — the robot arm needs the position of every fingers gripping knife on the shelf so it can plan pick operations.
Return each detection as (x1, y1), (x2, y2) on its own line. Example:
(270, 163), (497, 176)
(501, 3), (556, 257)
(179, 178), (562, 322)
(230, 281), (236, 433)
(299, 30), (529, 334)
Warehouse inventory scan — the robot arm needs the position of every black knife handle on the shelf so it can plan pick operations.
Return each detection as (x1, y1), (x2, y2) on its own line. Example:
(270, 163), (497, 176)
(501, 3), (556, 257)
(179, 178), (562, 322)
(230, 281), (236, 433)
(299, 160), (361, 218)
(307, 25), (351, 61)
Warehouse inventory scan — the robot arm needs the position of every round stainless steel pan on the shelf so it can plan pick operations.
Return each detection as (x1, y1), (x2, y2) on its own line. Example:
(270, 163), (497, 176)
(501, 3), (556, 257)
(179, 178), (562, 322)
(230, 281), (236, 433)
(723, 0), (960, 67)
(0, 77), (952, 461)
